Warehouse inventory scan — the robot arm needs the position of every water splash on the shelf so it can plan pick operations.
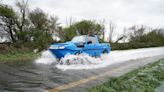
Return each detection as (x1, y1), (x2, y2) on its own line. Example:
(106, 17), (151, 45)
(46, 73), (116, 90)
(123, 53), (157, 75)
(35, 47), (164, 70)
(35, 50), (57, 65)
(56, 47), (164, 70)
(58, 53), (102, 65)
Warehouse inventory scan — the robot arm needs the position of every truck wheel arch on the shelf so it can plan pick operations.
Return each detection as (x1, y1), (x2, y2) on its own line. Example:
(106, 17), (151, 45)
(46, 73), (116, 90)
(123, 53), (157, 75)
(103, 49), (108, 54)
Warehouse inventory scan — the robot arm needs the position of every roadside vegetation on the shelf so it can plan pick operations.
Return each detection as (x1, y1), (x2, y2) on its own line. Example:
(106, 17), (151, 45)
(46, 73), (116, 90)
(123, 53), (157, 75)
(111, 26), (164, 50)
(86, 59), (164, 92)
(0, 0), (164, 61)
(0, 51), (39, 62)
(0, 43), (39, 61)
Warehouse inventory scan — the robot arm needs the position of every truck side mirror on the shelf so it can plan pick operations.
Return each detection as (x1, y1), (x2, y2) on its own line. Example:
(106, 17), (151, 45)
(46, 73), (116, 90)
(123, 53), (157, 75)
(87, 41), (92, 44)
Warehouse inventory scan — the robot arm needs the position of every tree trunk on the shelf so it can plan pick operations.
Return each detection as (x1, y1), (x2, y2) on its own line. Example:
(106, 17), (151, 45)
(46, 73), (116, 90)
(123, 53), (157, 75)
(8, 25), (15, 43)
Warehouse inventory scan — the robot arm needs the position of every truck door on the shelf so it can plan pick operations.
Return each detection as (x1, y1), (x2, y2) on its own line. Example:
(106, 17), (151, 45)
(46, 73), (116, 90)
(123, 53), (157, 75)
(84, 36), (99, 56)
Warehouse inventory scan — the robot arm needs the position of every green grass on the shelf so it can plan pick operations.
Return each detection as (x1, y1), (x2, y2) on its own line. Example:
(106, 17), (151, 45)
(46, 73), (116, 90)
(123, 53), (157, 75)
(86, 59), (164, 92)
(0, 51), (39, 62)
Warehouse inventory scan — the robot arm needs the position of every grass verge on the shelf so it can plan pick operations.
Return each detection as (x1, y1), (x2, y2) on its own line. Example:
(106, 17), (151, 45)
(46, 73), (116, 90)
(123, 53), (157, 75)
(0, 51), (39, 62)
(86, 59), (164, 92)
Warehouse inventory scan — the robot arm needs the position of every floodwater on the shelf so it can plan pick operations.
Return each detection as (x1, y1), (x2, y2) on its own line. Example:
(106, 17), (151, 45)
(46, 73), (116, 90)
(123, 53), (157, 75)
(0, 47), (164, 92)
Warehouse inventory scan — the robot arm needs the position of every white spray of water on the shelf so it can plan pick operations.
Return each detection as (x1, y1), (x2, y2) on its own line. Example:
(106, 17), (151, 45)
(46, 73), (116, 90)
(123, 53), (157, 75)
(35, 50), (57, 65)
(56, 47), (164, 70)
(58, 53), (102, 65)
(35, 47), (164, 70)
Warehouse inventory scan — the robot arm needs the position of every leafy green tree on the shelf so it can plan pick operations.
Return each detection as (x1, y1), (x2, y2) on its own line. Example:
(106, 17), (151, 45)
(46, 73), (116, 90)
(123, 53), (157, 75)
(0, 4), (17, 42)
(0, 2), (56, 50)
(146, 29), (164, 46)
(62, 25), (77, 41)
(74, 20), (103, 35)
(29, 29), (53, 50)
(29, 8), (59, 35)
(29, 8), (48, 30)
(15, 0), (30, 42)
(29, 8), (60, 50)
(59, 20), (104, 41)
(0, 0), (31, 43)
(129, 25), (145, 42)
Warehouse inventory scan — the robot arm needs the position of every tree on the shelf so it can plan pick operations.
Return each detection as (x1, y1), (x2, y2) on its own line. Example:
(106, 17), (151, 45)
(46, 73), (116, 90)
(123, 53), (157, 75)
(0, 4), (17, 42)
(15, 0), (31, 42)
(114, 28), (128, 43)
(109, 22), (115, 43)
(29, 8), (48, 30)
(75, 20), (104, 35)
(0, 0), (60, 50)
(0, 0), (30, 43)
(29, 8), (61, 49)
(129, 25), (145, 42)
(48, 16), (59, 35)
(29, 8), (59, 35)
(59, 20), (104, 41)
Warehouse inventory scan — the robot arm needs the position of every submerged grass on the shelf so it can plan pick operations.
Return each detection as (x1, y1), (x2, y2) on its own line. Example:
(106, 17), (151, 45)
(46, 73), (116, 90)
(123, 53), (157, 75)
(0, 51), (39, 62)
(86, 59), (164, 92)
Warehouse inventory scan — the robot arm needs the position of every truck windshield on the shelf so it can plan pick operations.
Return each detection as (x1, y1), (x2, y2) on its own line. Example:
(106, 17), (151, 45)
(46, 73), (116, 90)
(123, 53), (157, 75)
(71, 36), (86, 43)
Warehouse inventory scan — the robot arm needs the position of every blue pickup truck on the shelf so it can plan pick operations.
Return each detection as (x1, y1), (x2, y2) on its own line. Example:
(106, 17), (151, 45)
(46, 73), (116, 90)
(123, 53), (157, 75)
(49, 35), (111, 59)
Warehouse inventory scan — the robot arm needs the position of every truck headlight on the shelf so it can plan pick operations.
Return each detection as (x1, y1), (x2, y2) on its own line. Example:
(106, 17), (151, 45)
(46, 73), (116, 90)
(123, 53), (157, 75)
(49, 45), (57, 49)
(58, 46), (65, 49)
(49, 45), (65, 49)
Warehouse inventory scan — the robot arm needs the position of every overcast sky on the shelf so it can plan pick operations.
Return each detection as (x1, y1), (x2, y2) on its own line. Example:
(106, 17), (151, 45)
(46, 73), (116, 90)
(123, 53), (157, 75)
(2, 0), (164, 38)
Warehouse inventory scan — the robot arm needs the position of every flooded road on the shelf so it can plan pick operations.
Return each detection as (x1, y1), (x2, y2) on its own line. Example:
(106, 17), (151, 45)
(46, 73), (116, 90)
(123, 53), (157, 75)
(0, 47), (164, 92)
(0, 59), (104, 92)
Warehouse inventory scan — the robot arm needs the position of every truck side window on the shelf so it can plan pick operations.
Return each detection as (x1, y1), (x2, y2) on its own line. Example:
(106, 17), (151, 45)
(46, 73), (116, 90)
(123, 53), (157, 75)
(88, 36), (97, 44)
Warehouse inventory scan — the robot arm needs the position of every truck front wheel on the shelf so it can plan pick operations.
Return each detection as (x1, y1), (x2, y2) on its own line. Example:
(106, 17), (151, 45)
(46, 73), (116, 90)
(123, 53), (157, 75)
(103, 49), (108, 54)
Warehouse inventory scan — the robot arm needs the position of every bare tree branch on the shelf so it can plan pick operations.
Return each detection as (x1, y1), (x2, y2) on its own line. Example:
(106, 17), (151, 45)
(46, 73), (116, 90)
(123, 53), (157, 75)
(109, 22), (115, 43)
